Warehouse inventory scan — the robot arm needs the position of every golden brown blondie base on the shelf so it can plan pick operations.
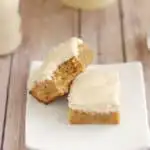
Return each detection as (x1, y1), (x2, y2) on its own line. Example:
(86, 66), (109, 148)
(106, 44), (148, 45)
(29, 80), (62, 104)
(69, 109), (120, 124)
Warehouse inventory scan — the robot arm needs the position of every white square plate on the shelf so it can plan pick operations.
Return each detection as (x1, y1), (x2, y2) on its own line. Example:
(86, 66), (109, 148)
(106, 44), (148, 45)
(26, 61), (150, 150)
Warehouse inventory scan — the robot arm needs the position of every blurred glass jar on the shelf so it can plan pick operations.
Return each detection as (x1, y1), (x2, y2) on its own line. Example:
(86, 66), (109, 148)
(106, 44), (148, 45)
(62, 0), (115, 10)
(0, 0), (22, 55)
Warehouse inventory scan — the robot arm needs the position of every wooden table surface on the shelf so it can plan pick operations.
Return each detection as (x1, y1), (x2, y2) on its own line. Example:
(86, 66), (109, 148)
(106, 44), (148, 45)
(0, 0), (150, 149)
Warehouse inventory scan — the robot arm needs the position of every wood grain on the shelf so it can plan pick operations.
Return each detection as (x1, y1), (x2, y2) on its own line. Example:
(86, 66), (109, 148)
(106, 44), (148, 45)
(0, 56), (11, 149)
(2, 0), (78, 149)
(121, 0), (150, 123)
(80, 0), (123, 64)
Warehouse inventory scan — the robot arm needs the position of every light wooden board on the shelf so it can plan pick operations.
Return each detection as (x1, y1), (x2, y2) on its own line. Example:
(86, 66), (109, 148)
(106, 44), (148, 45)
(0, 56), (11, 149)
(2, 0), (78, 149)
(81, 0), (123, 64)
(121, 0), (150, 123)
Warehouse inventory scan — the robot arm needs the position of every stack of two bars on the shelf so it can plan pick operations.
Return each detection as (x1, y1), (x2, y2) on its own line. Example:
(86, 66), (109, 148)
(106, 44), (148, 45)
(29, 37), (120, 124)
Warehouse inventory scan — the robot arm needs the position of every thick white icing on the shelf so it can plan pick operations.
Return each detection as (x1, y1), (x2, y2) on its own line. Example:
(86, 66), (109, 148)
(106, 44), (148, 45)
(68, 67), (120, 113)
(29, 37), (83, 89)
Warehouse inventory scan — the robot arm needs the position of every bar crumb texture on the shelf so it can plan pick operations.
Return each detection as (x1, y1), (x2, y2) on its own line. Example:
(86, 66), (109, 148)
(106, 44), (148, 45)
(29, 37), (94, 104)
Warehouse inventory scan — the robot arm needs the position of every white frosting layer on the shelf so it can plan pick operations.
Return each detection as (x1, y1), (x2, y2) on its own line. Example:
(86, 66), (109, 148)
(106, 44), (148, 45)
(68, 67), (120, 113)
(29, 37), (83, 89)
